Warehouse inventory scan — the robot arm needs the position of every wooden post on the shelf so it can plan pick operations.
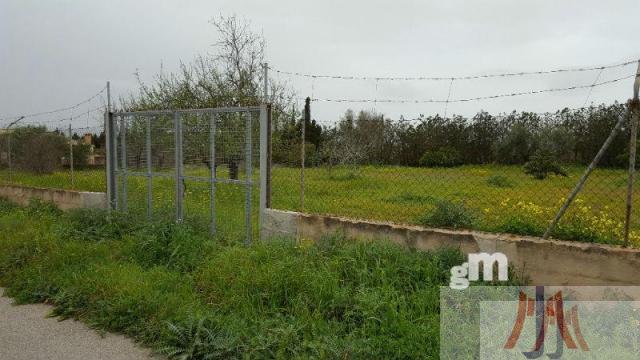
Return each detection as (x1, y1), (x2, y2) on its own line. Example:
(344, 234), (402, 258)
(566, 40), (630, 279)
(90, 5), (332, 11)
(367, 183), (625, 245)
(623, 61), (640, 246)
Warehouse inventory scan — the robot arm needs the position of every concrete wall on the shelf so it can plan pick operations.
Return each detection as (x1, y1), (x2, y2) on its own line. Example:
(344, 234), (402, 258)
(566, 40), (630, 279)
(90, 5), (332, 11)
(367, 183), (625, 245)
(0, 185), (107, 211)
(262, 209), (640, 286)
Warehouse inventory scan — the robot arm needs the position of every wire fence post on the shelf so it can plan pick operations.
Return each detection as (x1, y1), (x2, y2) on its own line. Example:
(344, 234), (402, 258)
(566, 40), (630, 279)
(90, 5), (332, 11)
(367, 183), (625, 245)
(146, 116), (153, 220)
(266, 104), (272, 209)
(543, 108), (628, 239)
(105, 111), (117, 211)
(259, 105), (268, 240)
(120, 115), (127, 211)
(301, 97), (309, 212)
(245, 111), (253, 246)
(263, 62), (269, 103)
(7, 131), (12, 184)
(174, 112), (183, 222)
(68, 123), (74, 189)
(623, 61), (640, 246)
(209, 113), (217, 237)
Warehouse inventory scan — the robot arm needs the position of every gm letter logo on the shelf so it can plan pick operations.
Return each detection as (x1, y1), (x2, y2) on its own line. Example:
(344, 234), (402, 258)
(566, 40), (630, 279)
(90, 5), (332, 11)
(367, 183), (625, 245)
(450, 252), (508, 290)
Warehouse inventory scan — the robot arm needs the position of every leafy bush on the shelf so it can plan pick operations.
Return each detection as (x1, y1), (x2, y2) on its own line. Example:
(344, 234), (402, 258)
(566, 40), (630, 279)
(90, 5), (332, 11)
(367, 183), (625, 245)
(417, 200), (475, 229)
(523, 149), (568, 180)
(486, 175), (514, 188)
(419, 147), (462, 167)
(9, 126), (67, 174)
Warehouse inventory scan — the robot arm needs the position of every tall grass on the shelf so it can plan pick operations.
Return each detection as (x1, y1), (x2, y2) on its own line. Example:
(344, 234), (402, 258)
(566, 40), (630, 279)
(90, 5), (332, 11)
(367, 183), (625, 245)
(0, 198), (498, 359)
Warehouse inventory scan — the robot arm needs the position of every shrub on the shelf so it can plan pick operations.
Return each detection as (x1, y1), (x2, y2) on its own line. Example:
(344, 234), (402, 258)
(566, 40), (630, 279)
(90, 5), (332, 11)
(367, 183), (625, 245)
(416, 200), (475, 229)
(10, 126), (67, 174)
(486, 175), (514, 188)
(523, 149), (567, 180)
(419, 147), (462, 167)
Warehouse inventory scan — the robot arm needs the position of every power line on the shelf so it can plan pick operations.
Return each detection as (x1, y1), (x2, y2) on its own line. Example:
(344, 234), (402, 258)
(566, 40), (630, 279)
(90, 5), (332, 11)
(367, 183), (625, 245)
(308, 73), (636, 104)
(271, 58), (638, 82)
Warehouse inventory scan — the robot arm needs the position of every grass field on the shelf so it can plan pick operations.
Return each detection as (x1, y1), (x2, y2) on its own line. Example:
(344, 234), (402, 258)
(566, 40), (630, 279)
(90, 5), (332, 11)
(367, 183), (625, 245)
(0, 199), (488, 358)
(1, 163), (638, 246)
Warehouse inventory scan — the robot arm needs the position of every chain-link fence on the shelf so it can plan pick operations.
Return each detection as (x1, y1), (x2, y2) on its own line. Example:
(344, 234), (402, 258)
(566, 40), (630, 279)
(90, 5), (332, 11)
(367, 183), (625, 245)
(270, 100), (640, 246)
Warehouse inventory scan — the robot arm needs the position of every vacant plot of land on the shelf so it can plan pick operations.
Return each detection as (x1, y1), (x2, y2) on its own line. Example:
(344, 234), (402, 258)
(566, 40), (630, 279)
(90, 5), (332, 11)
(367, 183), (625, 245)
(1, 164), (637, 245)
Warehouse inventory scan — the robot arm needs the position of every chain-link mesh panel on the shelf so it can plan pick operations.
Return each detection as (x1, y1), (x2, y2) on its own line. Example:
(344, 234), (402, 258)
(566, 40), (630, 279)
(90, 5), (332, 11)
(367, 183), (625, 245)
(270, 103), (640, 246)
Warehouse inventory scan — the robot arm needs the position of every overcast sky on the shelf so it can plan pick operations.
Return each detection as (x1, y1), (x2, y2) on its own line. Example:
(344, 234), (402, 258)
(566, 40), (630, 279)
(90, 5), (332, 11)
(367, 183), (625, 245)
(1, 0), (639, 129)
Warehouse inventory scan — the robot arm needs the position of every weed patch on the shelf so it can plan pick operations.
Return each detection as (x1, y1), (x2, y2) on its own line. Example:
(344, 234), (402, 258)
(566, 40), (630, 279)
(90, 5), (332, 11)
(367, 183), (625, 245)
(486, 175), (514, 188)
(416, 199), (475, 229)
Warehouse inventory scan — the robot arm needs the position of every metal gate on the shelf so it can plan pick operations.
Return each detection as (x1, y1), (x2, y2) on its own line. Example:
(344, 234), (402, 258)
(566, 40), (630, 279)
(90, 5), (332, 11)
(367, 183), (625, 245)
(104, 105), (269, 245)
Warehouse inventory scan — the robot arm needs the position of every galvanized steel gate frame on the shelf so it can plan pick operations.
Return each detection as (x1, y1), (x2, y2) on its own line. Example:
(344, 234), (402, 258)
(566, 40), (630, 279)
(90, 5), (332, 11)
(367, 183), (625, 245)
(104, 105), (269, 245)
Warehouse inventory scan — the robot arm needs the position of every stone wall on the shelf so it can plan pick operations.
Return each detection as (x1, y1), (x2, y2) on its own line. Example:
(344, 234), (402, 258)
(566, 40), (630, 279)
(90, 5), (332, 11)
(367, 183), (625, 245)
(262, 208), (640, 286)
(0, 185), (107, 211)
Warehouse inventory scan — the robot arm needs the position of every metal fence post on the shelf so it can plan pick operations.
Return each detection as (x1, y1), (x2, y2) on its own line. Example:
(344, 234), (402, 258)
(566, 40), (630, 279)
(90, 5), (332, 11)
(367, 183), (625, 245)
(105, 111), (117, 210)
(7, 131), (12, 184)
(543, 109), (628, 239)
(623, 61), (640, 246)
(266, 104), (272, 208)
(263, 62), (269, 103)
(259, 105), (268, 240)
(68, 123), (75, 189)
(245, 111), (253, 245)
(120, 115), (127, 211)
(301, 97), (309, 211)
(174, 112), (184, 222)
(146, 116), (153, 220)
(209, 113), (217, 237)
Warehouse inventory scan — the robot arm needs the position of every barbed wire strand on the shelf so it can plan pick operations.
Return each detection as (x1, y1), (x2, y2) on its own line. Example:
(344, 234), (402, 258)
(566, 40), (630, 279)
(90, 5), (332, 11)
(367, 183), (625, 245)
(307, 73), (636, 104)
(582, 68), (605, 108)
(270, 58), (638, 82)
(0, 86), (107, 123)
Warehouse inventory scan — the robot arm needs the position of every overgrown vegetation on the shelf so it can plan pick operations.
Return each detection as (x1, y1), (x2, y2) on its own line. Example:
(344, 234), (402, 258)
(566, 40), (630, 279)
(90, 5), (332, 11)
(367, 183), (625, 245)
(523, 149), (568, 180)
(417, 200), (475, 229)
(419, 147), (463, 168)
(486, 174), (513, 188)
(0, 198), (488, 359)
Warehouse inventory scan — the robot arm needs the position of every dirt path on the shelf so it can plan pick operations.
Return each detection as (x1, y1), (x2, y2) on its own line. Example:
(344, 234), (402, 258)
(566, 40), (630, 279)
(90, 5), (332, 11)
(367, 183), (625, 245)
(0, 288), (158, 360)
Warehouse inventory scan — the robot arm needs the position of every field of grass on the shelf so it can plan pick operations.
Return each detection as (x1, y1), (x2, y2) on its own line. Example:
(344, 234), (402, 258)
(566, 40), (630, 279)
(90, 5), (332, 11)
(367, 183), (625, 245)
(0, 199), (481, 359)
(1, 163), (638, 246)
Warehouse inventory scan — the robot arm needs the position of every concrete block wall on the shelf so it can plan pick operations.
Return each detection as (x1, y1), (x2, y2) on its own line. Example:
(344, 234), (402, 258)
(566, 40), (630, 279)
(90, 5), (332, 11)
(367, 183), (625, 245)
(0, 185), (107, 211)
(262, 208), (640, 286)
